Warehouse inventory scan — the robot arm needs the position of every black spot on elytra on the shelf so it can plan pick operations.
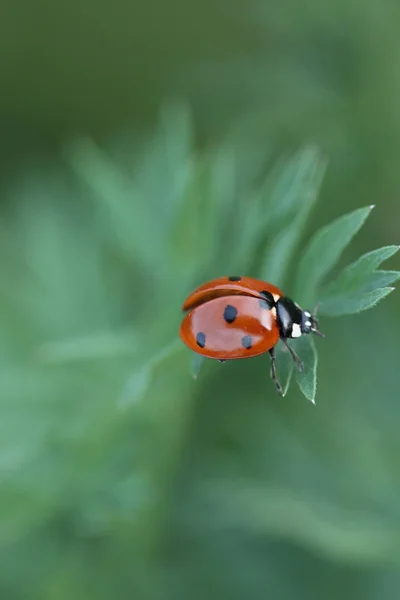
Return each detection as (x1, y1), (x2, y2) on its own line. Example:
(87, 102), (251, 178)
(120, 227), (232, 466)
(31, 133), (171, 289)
(241, 335), (253, 349)
(196, 332), (206, 348)
(260, 290), (275, 307)
(223, 304), (238, 323)
(228, 276), (242, 281)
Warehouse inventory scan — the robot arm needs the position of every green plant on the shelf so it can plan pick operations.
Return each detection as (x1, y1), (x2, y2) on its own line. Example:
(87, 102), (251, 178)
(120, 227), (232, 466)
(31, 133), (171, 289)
(1, 104), (399, 598)
(64, 104), (398, 405)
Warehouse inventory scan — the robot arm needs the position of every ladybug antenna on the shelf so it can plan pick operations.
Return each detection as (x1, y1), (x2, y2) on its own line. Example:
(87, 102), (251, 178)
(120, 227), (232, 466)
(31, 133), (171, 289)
(311, 303), (325, 338)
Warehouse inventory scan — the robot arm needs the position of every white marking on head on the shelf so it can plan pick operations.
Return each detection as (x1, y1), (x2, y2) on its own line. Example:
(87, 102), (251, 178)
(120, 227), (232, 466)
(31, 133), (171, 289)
(291, 323), (302, 338)
(305, 320), (311, 328)
(304, 311), (311, 318)
(272, 293), (280, 302)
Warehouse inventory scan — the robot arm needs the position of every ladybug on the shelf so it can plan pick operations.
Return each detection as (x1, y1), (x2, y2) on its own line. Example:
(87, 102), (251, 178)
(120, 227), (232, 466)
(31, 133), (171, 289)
(179, 275), (324, 395)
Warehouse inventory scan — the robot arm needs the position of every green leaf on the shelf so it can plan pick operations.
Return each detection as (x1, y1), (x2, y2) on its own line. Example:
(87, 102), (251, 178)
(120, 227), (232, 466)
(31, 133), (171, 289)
(356, 271), (400, 292)
(319, 287), (396, 317)
(295, 205), (374, 306)
(65, 138), (155, 262)
(259, 146), (327, 286)
(36, 330), (138, 364)
(321, 245), (400, 296)
(275, 344), (294, 397)
(119, 367), (152, 409)
(170, 147), (235, 275)
(231, 146), (318, 273)
(345, 244), (399, 273)
(65, 104), (195, 273)
(320, 270), (399, 305)
(264, 145), (326, 227)
(191, 353), (206, 380)
(119, 339), (183, 408)
(134, 101), (194, 224)
(294, 337), (318, 404)
(318, 244), (400, 316)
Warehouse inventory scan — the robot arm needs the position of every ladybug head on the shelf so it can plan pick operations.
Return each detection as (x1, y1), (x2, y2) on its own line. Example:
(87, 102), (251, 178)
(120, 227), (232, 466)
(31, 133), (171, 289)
(301, 304), (325, 338)
(276, 297), (325, 339)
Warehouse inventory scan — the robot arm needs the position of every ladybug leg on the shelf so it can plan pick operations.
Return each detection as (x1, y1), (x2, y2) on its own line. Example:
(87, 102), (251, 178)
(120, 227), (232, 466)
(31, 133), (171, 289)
(268, 347), (283, 396)
(281, 338), (304, 372)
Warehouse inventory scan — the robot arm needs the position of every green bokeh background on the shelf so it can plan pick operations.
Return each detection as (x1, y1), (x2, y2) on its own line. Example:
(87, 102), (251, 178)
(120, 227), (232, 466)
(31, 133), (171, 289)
(1, 2), (400, 599)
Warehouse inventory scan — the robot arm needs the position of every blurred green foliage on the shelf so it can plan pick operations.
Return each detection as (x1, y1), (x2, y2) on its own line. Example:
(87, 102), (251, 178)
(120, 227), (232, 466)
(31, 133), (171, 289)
(1, 2), (400, 599)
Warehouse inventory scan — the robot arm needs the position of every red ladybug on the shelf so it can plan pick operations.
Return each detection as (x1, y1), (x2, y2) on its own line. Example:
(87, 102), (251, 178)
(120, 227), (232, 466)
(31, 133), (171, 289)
(180, 275), (324, 395)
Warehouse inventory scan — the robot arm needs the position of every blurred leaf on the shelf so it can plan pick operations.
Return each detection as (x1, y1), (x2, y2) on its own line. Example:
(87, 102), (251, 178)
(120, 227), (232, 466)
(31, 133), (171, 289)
(170, 147), (235, 277)
(134, 101), (194, 225)
(65, 103), (194, 274)
(259, 146), (327, 287)
(66, 138), (153, 261)
(36, 330), (138, 364)
(119, 339), (184, 408)
(193, 478), (400, 566)
(191, 353), (206, 380)
(119, 367), (152, 409)
(295, 205), (374, 306)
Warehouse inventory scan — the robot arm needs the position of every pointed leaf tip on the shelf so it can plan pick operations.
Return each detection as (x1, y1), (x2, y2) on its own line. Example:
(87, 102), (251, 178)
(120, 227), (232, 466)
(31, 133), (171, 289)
(294, 337), (318, 403)
(295, 205), (374, 305)
(191, 353), (205, 379)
